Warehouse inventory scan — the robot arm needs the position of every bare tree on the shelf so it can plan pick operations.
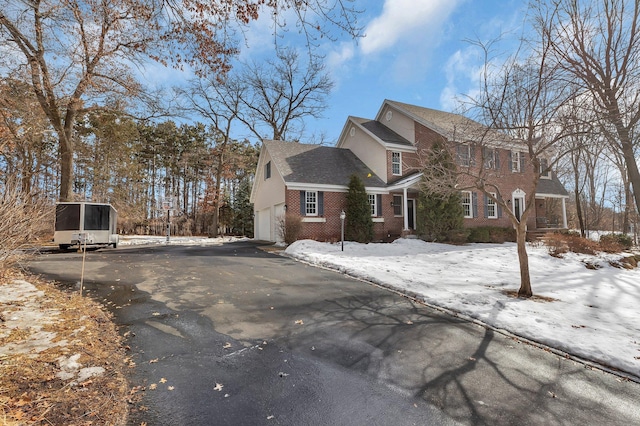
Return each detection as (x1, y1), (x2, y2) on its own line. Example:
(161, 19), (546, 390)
(0, 0), (360, 201)
(178, 76), (245, 236)
(237, 47), (334, 141)
(537, 0), (640, 221)
(426, 35), (576, 297)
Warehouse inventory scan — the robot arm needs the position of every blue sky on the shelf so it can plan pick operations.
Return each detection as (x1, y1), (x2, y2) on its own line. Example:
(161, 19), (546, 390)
(143, 0), (527, 144)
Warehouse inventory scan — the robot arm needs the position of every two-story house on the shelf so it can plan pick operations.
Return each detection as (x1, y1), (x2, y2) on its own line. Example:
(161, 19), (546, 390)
(250, 99), (569, 242)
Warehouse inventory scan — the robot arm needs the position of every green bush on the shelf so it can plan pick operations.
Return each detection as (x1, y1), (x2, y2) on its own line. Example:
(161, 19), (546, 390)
(600, 233), (633, 251)
(467, 226), (516, 243)
(468, 227), (490, 243)
(445, 229), (470, 244)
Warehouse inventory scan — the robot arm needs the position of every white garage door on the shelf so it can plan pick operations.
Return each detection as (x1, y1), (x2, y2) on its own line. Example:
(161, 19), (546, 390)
(257, 208), (271, 241)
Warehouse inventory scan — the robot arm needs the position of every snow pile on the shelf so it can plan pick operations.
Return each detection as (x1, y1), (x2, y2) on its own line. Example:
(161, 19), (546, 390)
(119, 235), (248, 246)
(285, 239), (640, 378)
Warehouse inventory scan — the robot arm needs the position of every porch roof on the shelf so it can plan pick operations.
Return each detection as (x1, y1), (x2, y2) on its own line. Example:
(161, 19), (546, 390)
(536, 174), (569, 198)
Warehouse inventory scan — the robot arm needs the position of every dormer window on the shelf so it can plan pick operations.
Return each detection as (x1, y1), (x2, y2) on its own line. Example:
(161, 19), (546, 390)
(265, 161), (271, 180)
(391, 152), (401, 175)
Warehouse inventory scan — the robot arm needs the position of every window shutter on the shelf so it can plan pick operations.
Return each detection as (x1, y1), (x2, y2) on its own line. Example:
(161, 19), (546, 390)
(483, 194), (489, 218)
(495, 150), (501, 169)
(472, 192), (478, 218)
(498, 203), (503, 218)
(318, 192), (324, 216)
(520, 152), (526, 173)
(300, 191), (306, 215)
(456, 145), (464, 165)
(508, 151), (512, 171)
(470, 145), (476, 166)
(376, 194), (382, 216)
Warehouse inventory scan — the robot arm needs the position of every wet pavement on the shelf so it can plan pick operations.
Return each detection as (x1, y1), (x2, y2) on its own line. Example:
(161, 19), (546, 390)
(29, 241), (640, 426)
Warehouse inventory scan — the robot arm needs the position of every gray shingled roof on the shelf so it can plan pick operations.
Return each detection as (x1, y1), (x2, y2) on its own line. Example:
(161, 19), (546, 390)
(264, 140), (386, 187)
(353, 118), (413, 147)
(536, 174), (569, 197)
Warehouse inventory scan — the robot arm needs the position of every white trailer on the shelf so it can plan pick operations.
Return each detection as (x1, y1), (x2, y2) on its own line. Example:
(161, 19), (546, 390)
(54, 202), (119, 250)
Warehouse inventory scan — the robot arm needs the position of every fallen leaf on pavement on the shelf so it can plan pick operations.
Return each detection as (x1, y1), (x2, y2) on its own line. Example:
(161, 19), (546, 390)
(295, 320), (304, 325)
(223, 342), (232, 349)
(214, 383), (224, 391)
(159, 378), (167, 384)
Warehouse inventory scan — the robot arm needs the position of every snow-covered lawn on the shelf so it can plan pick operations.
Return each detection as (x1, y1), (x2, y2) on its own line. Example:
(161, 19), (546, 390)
(285, 239), (640, 379)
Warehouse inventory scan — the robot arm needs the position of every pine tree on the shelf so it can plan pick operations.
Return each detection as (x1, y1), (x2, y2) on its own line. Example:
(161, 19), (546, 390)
(345, 174), (373, 243)
(417, 141), (463, 241)
(232, 177), (254, 237)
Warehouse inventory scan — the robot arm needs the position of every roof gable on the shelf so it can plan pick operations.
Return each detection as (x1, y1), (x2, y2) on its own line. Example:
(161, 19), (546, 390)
(263, 140), (386, 188)
(380, 99), (513, 145)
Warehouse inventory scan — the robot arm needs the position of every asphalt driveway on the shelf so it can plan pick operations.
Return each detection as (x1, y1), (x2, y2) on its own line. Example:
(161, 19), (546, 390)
(28, 241), (640, 425)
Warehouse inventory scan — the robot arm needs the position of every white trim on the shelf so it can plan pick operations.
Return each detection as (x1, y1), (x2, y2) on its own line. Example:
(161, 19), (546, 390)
(386, 173), (423, 191)
(288, 183), (348, 192)
(535, 193), (569, 199)
(336, 116), (417, 152)
(287, 183), (389, 194)
(386, 144), (416, 153)
(486, 192), (498, 219)
(373, 218), (385, 223)
(368, 193), (377, 216)
(512, 189), (526, 221)
(461, 190), (473, 219)
(301, 217), (326, 223)
(305, 191), (318, 216)
(403, 188), (409, 230)
(391, 151), (402, 175)
(511, 150), (522, 173)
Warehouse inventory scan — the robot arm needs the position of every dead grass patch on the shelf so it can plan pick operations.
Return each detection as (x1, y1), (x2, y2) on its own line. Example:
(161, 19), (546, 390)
(501, 289), (559, 302)
(0, 270), (128, 425)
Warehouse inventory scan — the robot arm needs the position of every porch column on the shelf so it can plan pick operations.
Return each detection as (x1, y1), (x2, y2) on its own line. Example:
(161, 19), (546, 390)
(403, 187), (409, 231)
(561, 197), (568, 228)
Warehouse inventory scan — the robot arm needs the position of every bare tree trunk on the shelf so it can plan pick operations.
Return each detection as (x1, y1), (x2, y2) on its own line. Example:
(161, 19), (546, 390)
(516, 222), (532, 297)
(574, 187), (585, 237)
(59, 138), (73, 201)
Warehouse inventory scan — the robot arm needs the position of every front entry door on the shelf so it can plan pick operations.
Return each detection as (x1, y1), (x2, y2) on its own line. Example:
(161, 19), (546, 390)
(407, 199), (415, 230)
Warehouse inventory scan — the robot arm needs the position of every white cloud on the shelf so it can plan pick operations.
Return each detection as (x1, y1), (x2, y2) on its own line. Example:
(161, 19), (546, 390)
(361, 0), (463, 56)
(440, 46), (485, 111)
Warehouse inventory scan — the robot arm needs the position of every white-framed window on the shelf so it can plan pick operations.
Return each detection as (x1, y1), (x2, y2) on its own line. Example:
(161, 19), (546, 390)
(458, 144), (472, 167)
(368, 194), (377, 216)
(540, 158), (551, 178)
(511, 151), (522, 172)
(391, 152), (401, 175)
(265, 161), (271, 179)
(393, 195), (403, 216)
(486, 193), (497, 219)
(484, 147), (498, 169)
(305, 191), (318, 216)
(461, 191), (473, 218)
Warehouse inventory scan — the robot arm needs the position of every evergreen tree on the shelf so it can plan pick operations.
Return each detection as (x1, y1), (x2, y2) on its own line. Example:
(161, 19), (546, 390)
(345, 174), (373, 243)
(418, 141), (463, 241)
(232, 177), (254, 237)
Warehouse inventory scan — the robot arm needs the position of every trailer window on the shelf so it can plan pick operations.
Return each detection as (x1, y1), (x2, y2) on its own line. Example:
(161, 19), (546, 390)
(84, 204), (110, 230)
(55, 204), (81, 231)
